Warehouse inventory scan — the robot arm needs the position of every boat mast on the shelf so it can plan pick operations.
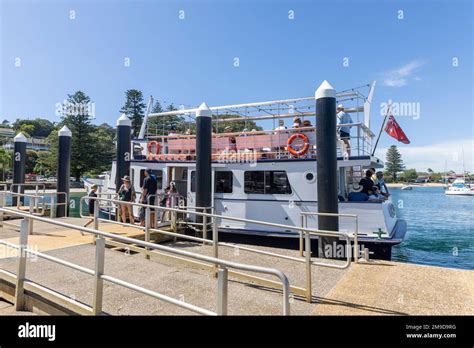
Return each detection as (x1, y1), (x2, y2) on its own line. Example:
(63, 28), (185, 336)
(138, 95), (154, 139)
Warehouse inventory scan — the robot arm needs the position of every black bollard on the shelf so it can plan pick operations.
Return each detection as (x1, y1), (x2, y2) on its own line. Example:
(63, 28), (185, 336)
(195, 102), (212, 232)
(56, 126), (72, 217)
(12, 133), (27, 207)
(115, 114), (131, 192)
(315, 80), (339, 257)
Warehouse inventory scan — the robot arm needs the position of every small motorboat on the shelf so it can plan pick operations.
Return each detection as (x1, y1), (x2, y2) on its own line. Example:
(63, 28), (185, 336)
(401, 185), (413, 190)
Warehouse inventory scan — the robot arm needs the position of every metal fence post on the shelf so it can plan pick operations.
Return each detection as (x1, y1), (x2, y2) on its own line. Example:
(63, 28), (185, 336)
(28, 197), (34, 235)
(216, 266), (228, 315)
(35, 185), (39, 211)
(14, 219), (29, 311)
(357, 125), (360, 155)
(50, 195), (55, 219)
(92, 237), (105, 315)
(145, 207), (150, 259)
(305, 231), (312, 303)
(93, 198), (99, 230)
(299, 215), (304, 257)
(354, 216), (359, 263)
(202, 212), (207, 242)
(212, 216), (219, 259)
(0, 192), (3, 228)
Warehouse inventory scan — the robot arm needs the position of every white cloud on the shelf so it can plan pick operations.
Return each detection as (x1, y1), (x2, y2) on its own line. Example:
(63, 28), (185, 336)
(381, 60), (425, 87)
(375, 138), (474, 173)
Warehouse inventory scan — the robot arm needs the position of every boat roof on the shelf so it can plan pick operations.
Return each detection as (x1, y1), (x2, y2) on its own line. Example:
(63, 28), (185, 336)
(139, 82), (376, 138)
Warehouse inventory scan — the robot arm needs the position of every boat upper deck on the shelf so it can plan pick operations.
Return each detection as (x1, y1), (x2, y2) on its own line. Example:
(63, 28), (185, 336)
(133, 82), (377, 163)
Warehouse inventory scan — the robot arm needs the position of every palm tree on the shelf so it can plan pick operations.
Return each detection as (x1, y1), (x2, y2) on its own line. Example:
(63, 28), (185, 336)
(0, 148), (12, 181)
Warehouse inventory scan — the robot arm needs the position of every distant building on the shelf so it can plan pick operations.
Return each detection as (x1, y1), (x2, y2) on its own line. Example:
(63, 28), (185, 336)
(0, 128), (50, 151)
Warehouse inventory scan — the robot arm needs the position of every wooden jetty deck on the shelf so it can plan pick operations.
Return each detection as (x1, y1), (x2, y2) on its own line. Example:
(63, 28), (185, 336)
(0, 217), (472, 316)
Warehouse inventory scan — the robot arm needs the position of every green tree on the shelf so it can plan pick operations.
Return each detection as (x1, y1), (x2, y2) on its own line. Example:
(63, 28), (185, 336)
(13, 118), (54, 137)
(86, 123), (115, 175)
(34, 128), (59, 177)
(120, 89), (146, 136)
(400, 168), (418, 182)
(25, 150), (38, 174)
(16, 124), (34, 138)
(430, 172), (442, 182)
(147, 102), (185, 136)
(0, 148), (12, 181)
(213, 114), (263, 133)
(385, 145), (405, 181)
(62, 91), (96, 181)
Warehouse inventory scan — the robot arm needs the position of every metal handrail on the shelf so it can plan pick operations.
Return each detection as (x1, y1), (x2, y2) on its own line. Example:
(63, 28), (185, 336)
(80, 195), (353, 303)
(10, 183), (46, 194)
(0, 206), (290, 315)
(0, 191), (45, 216)
(300, 211), (360, 263)
(0, 190), (68, 218)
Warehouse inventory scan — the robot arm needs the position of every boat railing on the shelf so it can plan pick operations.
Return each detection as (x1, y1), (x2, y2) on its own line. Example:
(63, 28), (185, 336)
(0, 205), (290, 315)
(140, 122), (374, 161)
(80, 196), (355, 303)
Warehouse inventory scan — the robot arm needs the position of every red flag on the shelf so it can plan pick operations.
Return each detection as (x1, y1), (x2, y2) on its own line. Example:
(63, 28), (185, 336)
(384, 115), (410, 144)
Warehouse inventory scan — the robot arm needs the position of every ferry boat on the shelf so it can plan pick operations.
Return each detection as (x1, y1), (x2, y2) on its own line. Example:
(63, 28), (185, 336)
(88, 82), (407, 260)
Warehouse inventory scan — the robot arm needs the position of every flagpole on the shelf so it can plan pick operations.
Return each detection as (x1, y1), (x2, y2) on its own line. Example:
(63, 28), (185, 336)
(371, 104), (391, 156)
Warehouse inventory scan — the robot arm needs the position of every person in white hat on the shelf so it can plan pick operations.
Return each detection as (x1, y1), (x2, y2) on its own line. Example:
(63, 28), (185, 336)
(117, 175), (136, 224)
(336, 104), (353, 156)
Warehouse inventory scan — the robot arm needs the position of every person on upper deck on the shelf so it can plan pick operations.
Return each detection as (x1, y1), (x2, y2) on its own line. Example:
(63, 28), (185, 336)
(359, 170), (375, 195)
(224, 126), (237, 152)
(302, 120), (312, 127)
(292, 117), (302, 128)
(337, 104), (353, 156)
(274, 120), (287, 131)
(376, 171), (390, 197)
(370, 168), (379, 186)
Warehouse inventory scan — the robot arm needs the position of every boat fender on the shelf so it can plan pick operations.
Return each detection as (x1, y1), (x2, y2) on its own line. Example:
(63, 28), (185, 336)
(147, 141), (160, 160)
(287, 133), (310, 157)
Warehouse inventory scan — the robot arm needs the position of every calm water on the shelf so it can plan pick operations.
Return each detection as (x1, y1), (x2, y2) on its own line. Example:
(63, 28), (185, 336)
(391, 186), (474, 270)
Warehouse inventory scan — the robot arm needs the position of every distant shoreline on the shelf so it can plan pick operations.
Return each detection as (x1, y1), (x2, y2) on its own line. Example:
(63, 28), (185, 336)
(387, 183), (446, 188)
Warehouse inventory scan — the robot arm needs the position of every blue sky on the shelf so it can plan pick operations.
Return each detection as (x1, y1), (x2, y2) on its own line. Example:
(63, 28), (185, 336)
(1, 0), (472, 172)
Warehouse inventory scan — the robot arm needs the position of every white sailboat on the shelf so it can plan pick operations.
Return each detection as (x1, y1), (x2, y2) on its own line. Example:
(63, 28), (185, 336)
(445, 149), (473, 196)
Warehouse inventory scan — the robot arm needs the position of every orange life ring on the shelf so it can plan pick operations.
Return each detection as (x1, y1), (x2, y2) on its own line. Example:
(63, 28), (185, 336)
(147, 141), (160, 160)
(287, 133), (310, 157)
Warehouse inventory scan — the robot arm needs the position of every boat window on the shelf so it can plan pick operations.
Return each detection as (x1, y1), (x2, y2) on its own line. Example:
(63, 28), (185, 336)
(139, 169), (163, 190)
(244, 171), (292, 194)
(215, 171), (233, 193)
(132, 142), (145, 159)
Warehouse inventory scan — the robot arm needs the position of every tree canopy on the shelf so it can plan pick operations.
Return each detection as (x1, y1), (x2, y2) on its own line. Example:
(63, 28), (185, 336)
(13, 118), (54, 138)
(120, 89), (146, 136)
(146, 102), (184, 136)
(384, 145), (405, 181)
(35, 91), (115, 180)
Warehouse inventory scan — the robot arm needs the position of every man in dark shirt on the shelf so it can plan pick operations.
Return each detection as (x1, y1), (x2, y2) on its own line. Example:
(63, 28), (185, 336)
(359, 169), (375, 195)
(140, 168), (158, 226)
